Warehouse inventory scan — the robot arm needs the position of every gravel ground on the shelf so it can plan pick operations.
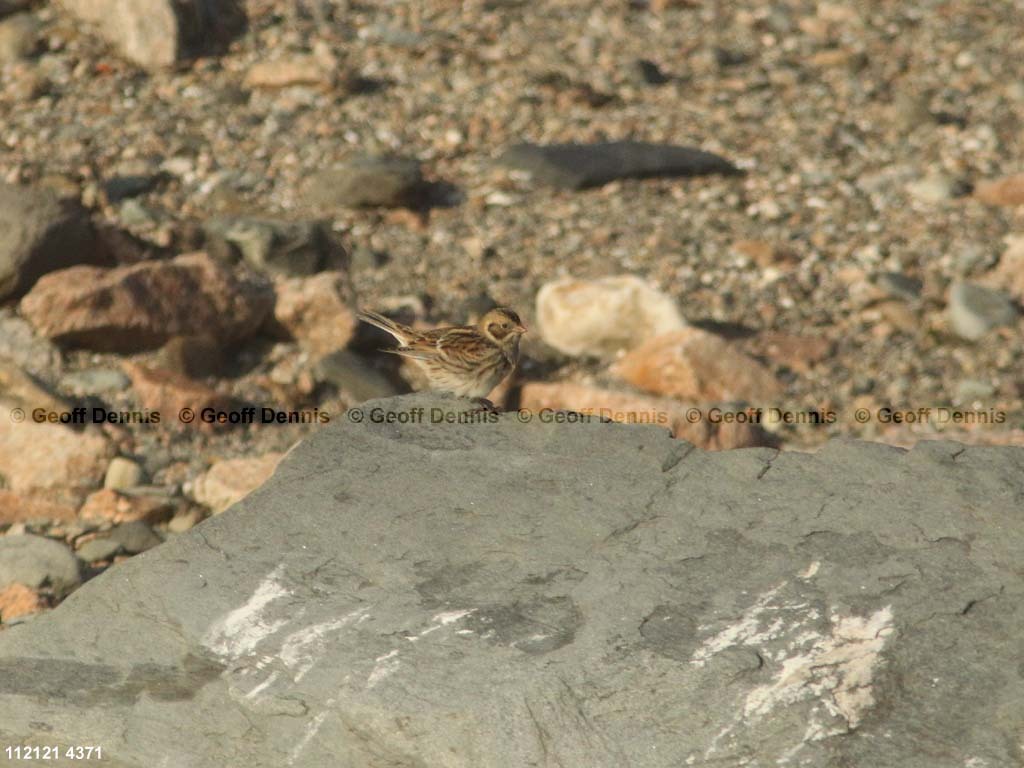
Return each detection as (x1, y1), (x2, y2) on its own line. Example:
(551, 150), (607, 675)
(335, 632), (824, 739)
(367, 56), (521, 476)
(2, 0), (1023, 458)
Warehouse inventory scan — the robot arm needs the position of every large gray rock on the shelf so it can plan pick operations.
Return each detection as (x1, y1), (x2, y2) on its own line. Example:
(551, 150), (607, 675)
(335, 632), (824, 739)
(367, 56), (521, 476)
(499, 141), (742, 189)
(302, 156), (424, 208)
(57, 0), (245, 69)
(0, 394), (1022, 767)
(0, 535), (81, 598)
(0, 182), (102, 301)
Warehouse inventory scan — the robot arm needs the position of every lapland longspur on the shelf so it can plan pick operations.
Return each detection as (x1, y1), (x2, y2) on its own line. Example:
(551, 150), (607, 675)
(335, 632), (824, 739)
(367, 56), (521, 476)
(357, 307), (527, 404)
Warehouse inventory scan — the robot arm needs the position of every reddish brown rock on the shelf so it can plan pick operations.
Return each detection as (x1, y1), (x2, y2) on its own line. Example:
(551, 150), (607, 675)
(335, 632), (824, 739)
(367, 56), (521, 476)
(612, 329), (782, 403)
(0, 490), (77, 525)
(748, 332), (834, 374)
(190, 453), (285, 513)
(78, 489), (176, 524)
(974, 174), (1024, 207)
(0, 582), (45, 622)
(123, 362), (235, 430)
(19, 252), (274, 353)
(519, 382), (769, 450)
(270, 271), (356, 356)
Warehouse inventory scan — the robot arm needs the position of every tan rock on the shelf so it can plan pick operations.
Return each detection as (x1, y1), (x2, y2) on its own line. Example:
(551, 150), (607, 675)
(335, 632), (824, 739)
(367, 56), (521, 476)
(0, 582), (45, 622)
(975, 173), (1024, 207)
(536, 275), (685, 358)
(0, 404), (112, 505)
(19, 252), (274, 353)
(612, 329), (782, 403)
(731, 239), (800, 269)
(103, 457), (145, 490)
(0, 490), (77, 525)
(271, 272), (356, 356)
(123, 362), (235, 430)
(244, 56), (333, 89)
(0, 358), (68, 413)
(191, 453), (284, 514)
(79, 489), (176, 524)
(519, 382), (768, 450)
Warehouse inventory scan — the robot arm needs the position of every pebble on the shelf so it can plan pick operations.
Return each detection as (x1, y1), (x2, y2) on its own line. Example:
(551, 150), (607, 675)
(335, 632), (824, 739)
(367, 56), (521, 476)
(203, 217), (345, 277)
(0, 534), (81, 598)
(62, 368), (132, 397)
(0, 12), (37, 63)
(947, 281), (1019, 341)
(104, 457), (146, 491)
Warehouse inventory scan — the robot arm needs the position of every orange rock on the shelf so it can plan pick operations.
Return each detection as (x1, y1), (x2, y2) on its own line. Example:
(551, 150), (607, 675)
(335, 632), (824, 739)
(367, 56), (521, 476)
(0, 490), (77, 525)
(612, 329), (782, 403)
(975, 174), (1024, 207)
(0, 583), (45, 622)
(519, 382), (769, 450)
(123, 362), (235, 431)
(78, 489), (176, 524)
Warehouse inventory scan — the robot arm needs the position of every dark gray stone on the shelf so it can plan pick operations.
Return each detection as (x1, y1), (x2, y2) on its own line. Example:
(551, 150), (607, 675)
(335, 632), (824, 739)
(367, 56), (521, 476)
(0, 534), (80, 598)
(302, 156), (423, 208)
(1, 394), (1023, 767)
(107, 522), (162, 555)
(75, 538), (122, 564)
(0, 182), (103, 301)
(948, 281), (1019, 340)
(873, 271), (922, 302)
(499, 141), (742, 189)
(103, 174), (161, 203)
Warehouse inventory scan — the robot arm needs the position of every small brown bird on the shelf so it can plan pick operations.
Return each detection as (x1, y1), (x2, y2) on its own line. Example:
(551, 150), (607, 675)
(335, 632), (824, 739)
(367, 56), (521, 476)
(357, 307), (527, 407)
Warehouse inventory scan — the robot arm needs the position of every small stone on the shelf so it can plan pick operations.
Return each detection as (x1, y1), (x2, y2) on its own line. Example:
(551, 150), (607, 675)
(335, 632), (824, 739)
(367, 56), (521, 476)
(955, 379), (995, 403)
(0, 582), (45, 622)
(103, 174), (160, 203)
(499, 141), (741, 190)
(873, 272), (923, 302)
(269, 272), (356, 356)
(974, 173), (1024, 207)
(315, 349), (400, 402)
(244, 55), (334, 89)
(107, 521), (162, 554)
(166, 508), (203, 534)
(612, 329), (782, 402)
(731, 239), (800, 269)
(906, 173), (968, 203)
(191, 453), (284, 514)
(104, 457), (146, 491)
(748, 332), (833, 374)
(947, 282), (1019, 341)
(0, 534), (80, 598)
(633, 59), (670, 85)
(984, 235), (1024, 301)
(19, 252), (274, 353)
(75, 537), (122, 563)
(536, 275), (685, 358)
(0, 12), (37, 62)
(303, 156), (423, 208)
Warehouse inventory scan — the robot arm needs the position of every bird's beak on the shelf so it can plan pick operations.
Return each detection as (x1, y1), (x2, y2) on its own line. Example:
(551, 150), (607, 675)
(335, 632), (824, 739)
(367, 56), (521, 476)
(514, 323), (528, 335)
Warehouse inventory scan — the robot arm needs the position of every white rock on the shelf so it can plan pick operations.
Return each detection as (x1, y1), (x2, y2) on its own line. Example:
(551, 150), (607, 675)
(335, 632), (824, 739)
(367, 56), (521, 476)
(536, 275), (685, 357)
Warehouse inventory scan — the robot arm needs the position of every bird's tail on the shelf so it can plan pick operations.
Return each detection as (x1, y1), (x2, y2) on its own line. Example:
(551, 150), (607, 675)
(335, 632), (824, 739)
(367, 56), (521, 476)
(357, 310), (415, 344)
